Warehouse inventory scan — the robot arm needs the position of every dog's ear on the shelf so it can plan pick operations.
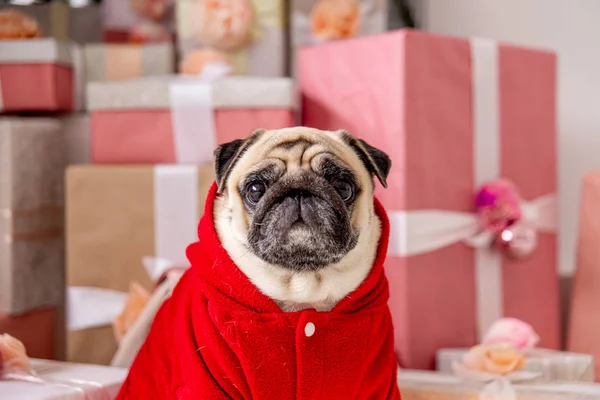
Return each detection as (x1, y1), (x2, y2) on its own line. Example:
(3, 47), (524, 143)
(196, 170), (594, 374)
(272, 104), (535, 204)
(338, 130), (391, 188)
(214, 128), (265, 193)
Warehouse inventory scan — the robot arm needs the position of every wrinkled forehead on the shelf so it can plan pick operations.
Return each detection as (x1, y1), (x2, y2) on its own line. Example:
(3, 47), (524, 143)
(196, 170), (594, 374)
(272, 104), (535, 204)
(236, 128), (360, 174)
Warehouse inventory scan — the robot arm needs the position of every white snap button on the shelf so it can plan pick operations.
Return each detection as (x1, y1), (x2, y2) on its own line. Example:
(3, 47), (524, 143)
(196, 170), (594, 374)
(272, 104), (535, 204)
(304, 322), (315, 337)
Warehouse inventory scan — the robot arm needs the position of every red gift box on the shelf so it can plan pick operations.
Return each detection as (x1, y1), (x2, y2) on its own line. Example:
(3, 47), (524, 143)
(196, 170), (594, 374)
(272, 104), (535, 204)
(0, 39), (82, 112)
(299, 30), (559, 369)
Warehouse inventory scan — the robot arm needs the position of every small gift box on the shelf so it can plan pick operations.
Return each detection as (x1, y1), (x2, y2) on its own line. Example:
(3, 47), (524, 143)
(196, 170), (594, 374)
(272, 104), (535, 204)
(87, 72), (294, 164)
(84, 43), (174, 83)
(437, 319), (594, 382)
(66, 164), (214, 364)
(176, 0), (287, 77)
(398, 370), (600, 400)
(568, 171), (600, 381)
(0, 3), (102, 44)
(300, 29), (559, 369)
(0, 118), (65, 315)
(0, 39), (83, 112)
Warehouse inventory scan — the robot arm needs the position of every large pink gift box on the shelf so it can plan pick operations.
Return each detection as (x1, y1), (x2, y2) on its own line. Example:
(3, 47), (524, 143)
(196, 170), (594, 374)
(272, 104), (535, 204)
(568, 172), (600, 381)
(88, 75), (295, 164)
(300, 30), (559, 369)
(0, 39), (83, 112)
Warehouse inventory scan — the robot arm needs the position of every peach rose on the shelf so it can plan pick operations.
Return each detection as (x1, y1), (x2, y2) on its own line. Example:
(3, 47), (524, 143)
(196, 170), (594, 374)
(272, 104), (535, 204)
(113, 282), (151, 342)
(482, 318), (540, 351)
(0, 334), (30, 373)
(179, 48), (232, 76)
(310, 0), (360, 41)
(0, 9), (42, 40)
(131, 0), (171, 22)
(128, 21), (172, 44)
(191, 0), (254, 52)
(463, 344), (526, 375)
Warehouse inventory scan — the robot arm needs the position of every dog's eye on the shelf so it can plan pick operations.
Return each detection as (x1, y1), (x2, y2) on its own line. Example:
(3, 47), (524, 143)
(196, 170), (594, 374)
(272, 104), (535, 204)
(247, 182), (266, 203)
(332, 180), (354, 202)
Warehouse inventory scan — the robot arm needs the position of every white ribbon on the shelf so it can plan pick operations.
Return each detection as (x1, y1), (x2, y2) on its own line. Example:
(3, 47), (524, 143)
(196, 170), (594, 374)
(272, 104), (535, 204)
(67, 166), (200, 331)
(388, 38), (557, 338)
(169, 62), (232, 164)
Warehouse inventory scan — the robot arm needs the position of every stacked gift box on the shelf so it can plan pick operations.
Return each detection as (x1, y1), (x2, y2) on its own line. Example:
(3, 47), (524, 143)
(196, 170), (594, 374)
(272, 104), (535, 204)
(6, 0), (600, 399)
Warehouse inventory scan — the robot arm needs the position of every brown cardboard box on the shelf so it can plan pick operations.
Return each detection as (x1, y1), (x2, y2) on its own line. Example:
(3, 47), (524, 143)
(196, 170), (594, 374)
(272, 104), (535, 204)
(0, 118), (65, 315)
(66, 164), (214, 364)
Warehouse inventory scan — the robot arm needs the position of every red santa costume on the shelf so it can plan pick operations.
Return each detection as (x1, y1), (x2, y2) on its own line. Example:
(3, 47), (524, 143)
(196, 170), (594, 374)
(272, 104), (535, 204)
(116, 183), (401, 399)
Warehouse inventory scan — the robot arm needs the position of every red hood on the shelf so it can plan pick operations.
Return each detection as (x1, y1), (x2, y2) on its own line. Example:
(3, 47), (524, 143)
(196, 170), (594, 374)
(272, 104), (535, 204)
(186, 182), (392, 314)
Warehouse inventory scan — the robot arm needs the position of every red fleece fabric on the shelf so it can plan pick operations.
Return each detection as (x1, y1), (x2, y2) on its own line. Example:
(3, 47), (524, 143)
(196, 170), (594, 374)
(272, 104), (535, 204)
(117, 182), (401, 400)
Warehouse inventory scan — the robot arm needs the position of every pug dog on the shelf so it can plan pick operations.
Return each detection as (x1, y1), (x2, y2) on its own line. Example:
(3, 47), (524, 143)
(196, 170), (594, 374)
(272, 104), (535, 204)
(117, 126), (401, 400)
(213, 126), (391, 311)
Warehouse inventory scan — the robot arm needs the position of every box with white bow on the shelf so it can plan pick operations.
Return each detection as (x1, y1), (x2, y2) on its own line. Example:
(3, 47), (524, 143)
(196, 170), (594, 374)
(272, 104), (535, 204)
(65, 164), (214, 365)
(437, 319), (594, 383)
(87, 73), (295, 164)
(299, 29), (559, 369)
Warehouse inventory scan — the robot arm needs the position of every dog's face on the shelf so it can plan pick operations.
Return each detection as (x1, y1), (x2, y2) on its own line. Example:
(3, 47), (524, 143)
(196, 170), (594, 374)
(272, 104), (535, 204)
(213, 127), (390, 273)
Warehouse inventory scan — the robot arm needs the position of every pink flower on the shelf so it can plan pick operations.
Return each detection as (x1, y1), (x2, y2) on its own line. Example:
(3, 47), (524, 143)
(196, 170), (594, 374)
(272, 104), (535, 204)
(475, 179), (522, 233)
(463, 343), (526, 375)
(310, 0), (361, 40)
(191, 0), (254, 52)
(482, 318), (540, 351)
(0, 334), (30, 374)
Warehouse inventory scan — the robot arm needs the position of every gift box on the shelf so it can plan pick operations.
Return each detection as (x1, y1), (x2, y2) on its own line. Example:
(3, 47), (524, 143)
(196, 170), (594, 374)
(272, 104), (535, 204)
(568, 171), (600, 381)
(397, 370), (600, 400)
(299, 30), (559, 369)
(0, 39), (83, 112)
(62, 114), (90, 165)
(0, 3), (102, 44)
(0, 308), (59, 360)
(0, 118), (65, 315)
(66, 164), (214, 364)
(437, 348), (594, 383)
(88, 75), (295, 164)
(176, 0), (287, 77)
(84, 43), (174, 83)
(1, 359), (126, 400)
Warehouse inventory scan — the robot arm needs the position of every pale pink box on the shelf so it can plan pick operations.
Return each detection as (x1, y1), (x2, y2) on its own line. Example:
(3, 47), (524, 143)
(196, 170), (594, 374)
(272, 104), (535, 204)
(568, 171), (600, 381)
(88, 75), (295, 164)
(300, 30), (559, 370)
(0, 39), (83, 112)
